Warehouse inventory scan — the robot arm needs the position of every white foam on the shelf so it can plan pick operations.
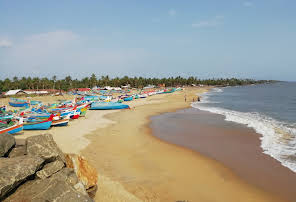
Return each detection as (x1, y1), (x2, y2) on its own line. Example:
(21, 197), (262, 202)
(199, 88), (223, 104)
(192, 102), (296, 172)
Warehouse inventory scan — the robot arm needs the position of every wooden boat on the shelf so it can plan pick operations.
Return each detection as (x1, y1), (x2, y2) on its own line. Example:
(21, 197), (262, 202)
(0, 118), (23, 134)
(9, 101), (29, 107)
(30, 100), (42, 105)
(139, 94), (148, 98)
(23, 114), (53, 130)
(51, 116), (70, 127)
(123, 96), (133, 101)
(79, 107), (88, 117)
(90, 102), (130, 110)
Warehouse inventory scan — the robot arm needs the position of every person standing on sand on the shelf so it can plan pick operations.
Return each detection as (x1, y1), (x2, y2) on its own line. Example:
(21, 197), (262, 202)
(184, 94), (187, 102)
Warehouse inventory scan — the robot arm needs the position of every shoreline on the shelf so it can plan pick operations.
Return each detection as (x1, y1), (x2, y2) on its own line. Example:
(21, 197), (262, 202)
(151, 108), (296, 202)
(81, 87), (285, 202)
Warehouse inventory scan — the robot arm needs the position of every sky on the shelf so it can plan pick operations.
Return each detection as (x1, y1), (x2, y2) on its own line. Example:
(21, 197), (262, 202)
(0, 0), (296, 81)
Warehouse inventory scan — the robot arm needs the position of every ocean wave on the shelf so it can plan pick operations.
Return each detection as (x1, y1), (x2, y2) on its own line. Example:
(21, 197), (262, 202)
(198, 88), (223, 104)
(191, 102), (296, 173)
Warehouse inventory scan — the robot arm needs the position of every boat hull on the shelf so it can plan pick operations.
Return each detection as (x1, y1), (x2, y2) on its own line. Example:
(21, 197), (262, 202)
(90, 102), (129, 110)
(0, 124), (23, 134)
(123, 97), (133, 101)
(23, 121), (52, 130)
(9, 102), (29, 107)
(52, 119), (69, 127)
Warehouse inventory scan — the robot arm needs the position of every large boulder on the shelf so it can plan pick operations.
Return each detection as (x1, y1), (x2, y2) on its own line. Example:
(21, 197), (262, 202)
(36, 160), (65, 179)
(26, 134), (66, 163)
(3, 176), (93, 202)
(0, 133), (15, 157)
(65, 154), (98, 196)
(51, 168), (88, 196)
(8, 145), (26, 158)
(0, 155), (44, 199)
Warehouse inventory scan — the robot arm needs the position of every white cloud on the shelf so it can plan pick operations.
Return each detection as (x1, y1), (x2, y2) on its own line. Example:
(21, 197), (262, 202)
(0, 39), (13, 48)
(192, 16), (224, 28)
(0, 30), (148, 78)
(243, 1), (253, 7)
(168, 8), (176, 17)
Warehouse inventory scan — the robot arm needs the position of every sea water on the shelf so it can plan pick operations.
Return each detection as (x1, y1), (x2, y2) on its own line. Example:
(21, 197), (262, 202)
(192, 82), (296, 172)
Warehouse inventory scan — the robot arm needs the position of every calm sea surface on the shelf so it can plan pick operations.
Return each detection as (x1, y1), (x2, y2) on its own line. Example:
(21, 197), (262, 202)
(192, 82), (296, 172)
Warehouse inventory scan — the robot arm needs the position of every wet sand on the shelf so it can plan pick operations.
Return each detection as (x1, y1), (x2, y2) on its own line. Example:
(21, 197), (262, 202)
(151, 108), (296, 202)
(82, 88), (285, 202)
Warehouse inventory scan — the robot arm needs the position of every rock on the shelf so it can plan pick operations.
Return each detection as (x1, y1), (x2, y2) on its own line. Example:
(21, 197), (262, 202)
(51, 168), (88, 195)
(51, 168), (80, 186)
(3, 177), (93, 202)
(26, 134), (66, 163)
(36, 160), (65, 179)
(0, 155), (44, 199)
(0, 133), (15, 157)
(8, 145), (26, 158)
(65, 154), (98, 191)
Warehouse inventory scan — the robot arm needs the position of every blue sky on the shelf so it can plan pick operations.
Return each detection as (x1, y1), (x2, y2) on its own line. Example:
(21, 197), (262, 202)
(0, 0), (295, 81)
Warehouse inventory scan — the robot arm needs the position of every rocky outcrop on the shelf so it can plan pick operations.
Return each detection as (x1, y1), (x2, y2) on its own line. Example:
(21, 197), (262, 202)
(65, 154), (98, 197)
(26, 133), (66, 163)
(0, 155), (44, 199)
(0, 134), (97, 201)
(8, 145), (26, 158)
(36, 159), (65, 179)
(4, 175), (93, 202)
(0, 133), (15, 157)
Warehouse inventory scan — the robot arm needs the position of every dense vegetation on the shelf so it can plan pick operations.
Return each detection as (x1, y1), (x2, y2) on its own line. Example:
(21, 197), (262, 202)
(0, 74), (274, 92)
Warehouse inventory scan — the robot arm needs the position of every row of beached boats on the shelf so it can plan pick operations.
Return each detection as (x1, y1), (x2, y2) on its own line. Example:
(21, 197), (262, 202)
(0, 88), (181, 135)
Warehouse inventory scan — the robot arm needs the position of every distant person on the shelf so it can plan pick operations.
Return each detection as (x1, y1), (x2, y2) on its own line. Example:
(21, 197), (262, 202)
(184, 94), (187, 102)
(197, 96), (201, 102)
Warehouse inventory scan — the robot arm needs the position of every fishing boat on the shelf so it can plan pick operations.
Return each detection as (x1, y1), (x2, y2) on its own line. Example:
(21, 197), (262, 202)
(51, 115), (70, 127)
(9, 100), (29, 107)
(79, 106), (88, 117)
(30, 100), (42, 105)
(0, 118), (23, 134)
(90, 102), (130, 110)
(23, 114), (53, 130)
(139, 94), (148, 98)
(123, 96), (133, 101)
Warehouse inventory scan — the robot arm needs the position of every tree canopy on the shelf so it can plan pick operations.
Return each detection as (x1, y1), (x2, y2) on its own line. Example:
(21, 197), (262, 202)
(0, 75), (274, 92)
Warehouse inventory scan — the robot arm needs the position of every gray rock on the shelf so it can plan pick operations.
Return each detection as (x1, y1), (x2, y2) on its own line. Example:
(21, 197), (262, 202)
(50, 168), (89, 195)
(4, 171), (93, 202)
(8, 145), (26, 158)
(0, 155), (44, 199)
(36, 160), (65, 179)
(0, 133), (15, 157)
(51, 167), (79, 186)
(26, 134), (66, 163)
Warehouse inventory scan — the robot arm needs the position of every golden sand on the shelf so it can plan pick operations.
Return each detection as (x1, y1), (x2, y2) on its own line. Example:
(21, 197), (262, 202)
(2, 88), (287, 201)
(81, 87), (285, 202)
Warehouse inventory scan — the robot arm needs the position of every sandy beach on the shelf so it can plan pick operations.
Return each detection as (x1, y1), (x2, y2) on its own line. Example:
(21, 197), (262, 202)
(79, 87), (285, 202)
(151, 108), (296, 202)
(3, 87), (289, 201)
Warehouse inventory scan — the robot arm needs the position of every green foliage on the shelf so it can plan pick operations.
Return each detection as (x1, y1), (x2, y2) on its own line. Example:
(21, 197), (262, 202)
(0, 75), (275, 92)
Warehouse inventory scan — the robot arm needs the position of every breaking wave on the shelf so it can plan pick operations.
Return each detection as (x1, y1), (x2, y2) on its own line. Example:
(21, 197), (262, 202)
(192, 90), (296, 173)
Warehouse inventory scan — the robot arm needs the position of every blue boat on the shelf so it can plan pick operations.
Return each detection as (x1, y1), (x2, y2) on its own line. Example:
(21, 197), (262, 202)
(23, 120), (52, 130)
(90, 102), (129, 110)
(23, 115), (53, 130)
(0, 120), (23, 135)
(30, 100), (42, 105)
(123, 97), (133, 101)
(9, 102), (29, 107)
